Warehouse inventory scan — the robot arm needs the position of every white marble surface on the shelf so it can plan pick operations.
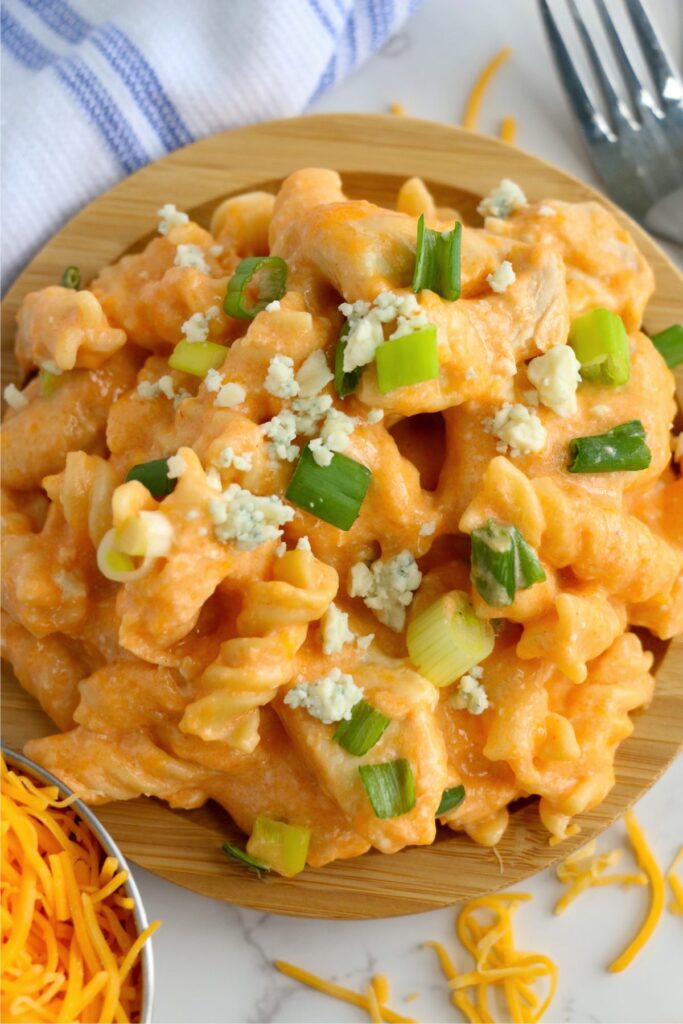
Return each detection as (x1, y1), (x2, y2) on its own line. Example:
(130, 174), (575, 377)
(141, 2), (683, 1021)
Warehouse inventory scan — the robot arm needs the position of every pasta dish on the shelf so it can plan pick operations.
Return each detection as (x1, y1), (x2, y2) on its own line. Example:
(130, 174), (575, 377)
(2, 168), (681, 875)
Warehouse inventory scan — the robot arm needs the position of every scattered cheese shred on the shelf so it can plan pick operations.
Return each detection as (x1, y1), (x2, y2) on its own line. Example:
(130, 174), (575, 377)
(608, 812), (665, 973)
(274, 960), (416, 1024)
(366, 981), (384, 1023)
(390, 101), (406, 116)
(554, 839), (647, 914)
(1, 756), (160, 1023)
(372, 974), (390, 1004)
(555, 814), (668, 972)
(667, 847), (683, 915)
(500, 115), (517, 144)
(427, 893), (557, 1024)
(463, 47), (512, 131)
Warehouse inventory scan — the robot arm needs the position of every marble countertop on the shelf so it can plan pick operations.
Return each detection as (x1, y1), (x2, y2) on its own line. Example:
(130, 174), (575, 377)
(143, 2), (683, 1021)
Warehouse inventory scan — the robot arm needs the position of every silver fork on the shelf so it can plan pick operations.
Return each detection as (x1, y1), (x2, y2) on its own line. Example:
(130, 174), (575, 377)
(539, 0), (683, 245)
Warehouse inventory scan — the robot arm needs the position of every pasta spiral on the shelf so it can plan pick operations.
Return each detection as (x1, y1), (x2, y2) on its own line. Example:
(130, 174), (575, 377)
(180, 549), (338, 749)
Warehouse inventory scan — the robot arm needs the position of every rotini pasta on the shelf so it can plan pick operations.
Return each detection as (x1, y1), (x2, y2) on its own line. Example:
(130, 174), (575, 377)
(1, 167), (679, 871)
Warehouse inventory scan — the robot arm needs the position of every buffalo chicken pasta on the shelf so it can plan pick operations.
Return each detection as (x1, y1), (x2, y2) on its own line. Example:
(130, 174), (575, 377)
(2, 169), (681, 873)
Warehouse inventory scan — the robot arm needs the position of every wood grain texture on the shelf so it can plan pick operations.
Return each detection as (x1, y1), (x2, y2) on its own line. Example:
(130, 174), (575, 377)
(2, 114), (682, 919)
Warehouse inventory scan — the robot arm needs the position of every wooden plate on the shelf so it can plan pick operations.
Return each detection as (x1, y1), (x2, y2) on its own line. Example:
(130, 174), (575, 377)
(2, 114), (682, 919)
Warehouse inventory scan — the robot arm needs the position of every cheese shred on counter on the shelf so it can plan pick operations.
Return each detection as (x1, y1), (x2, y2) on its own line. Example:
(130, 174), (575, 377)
(667, 847), (683, 915)
(274, 960), (416, 1024)
(1, 756), (160, 1024)
(463, 47), (514, 141)
(555, 812), (669, 973)
(426, 893), (557, 1024)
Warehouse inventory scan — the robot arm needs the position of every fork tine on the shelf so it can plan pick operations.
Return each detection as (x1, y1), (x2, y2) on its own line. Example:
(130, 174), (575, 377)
(567, 0), (634, 129)
(594, 0), (651, 115)
(538, 0), (613, 142)
(624, 0), (683, 106)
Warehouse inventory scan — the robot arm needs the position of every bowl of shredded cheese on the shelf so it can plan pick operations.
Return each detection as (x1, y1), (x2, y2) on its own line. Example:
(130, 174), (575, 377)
(1, 745), (158, 1024)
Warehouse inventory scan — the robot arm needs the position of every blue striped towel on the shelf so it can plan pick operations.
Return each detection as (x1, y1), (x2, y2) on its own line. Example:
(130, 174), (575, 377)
(1, 0), (419, 288)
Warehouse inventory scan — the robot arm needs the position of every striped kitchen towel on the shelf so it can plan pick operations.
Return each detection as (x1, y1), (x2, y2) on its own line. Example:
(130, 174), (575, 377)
(1, 0), (420, 288)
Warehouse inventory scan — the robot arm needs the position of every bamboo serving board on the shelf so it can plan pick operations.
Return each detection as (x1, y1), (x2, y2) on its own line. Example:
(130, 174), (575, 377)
(2, 114), (682, 919)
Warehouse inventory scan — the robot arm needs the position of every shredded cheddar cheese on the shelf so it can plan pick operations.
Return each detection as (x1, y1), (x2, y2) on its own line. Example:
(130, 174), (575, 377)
(274, 960), (416, 1024)
(427, 893), (557, 1024)
(500, 115), (518, 144)
(555, 813), (670, 973)
(390, 101), (406, 116)
(667, 847), (683, 915)
(463, 47), (512, 132)
(608, 812), (665, 972)
(1, 756), (160, 1023)
(554, 839), (647, 914)
(372, 974), (390, 1004)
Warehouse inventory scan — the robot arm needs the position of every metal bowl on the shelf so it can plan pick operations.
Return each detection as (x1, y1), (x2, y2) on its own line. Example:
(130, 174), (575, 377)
(1, 744), (155, 1023)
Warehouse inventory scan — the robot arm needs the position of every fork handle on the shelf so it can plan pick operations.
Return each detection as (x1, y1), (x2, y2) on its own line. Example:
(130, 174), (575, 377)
(644, 187), (683, 248)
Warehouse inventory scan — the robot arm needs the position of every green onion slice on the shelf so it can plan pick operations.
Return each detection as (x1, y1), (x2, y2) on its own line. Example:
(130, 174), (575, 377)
(650, 323), (683, 368)
(221, 842), (269, 876)
(61, 266), (81, 290)
(224, 256), (287, 319)
(436, 785), (466, 817)
(359, 759), (416, 819)
(569, 307), (630, 386)
(407, 590), (494, 687)
(335, 322), (362, 399)
(285, 443), (371, 531)
(375, 325), (439, 394)
(39, 369), (61, 397)
(246, 815), (310, 877)
(412, 215), (462, 300)
(168, 340), (227, 377)
(470, 520), (546, 607)
(333, 700), (391, 756)
(125, 458), (177, 499)
(568, 419), (651, 474)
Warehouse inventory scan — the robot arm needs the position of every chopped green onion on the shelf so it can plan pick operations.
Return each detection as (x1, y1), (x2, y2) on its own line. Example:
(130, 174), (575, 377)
(334, 323), (362, 399)
(375, 325), (439, 394)
(221, 842), (269, 876)
(568, 419), (651, 474)
(359, 759), (416, 819)
(125, 458), (177, 499)
(436, 785), (466, 817)
(412, 215), (462, 300)
(224, 256), (287, 319)
(39, 368), (61, 397)
(61, 266), (81, 290)
(246, 815), (310, 877)
(333, 700), (391, 756)
(650, 323), (683, 368)
(569, 307), (630, 386)
(470, 520), (546, 607)
(406, 590), (494, 686)
(105, 548), (135, 574)
(168, 340), (227, 377)
(285, 443), (371, 531)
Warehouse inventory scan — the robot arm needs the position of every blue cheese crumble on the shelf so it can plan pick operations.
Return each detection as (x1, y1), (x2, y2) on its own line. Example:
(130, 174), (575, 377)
(264, 355), (299, 399)
(477, 179), (527, 219)
(484, 402), (547, 457)
(451, 666), (488, 715)
(208, 484), (294, 550)
(349, 550), (422, 632)
(157, 203), (189, 234)
(284, 668), (362, 724)
(174, 244), (209, 273)
(526, 345), (582, 418)
(486, 260), (516, 294)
